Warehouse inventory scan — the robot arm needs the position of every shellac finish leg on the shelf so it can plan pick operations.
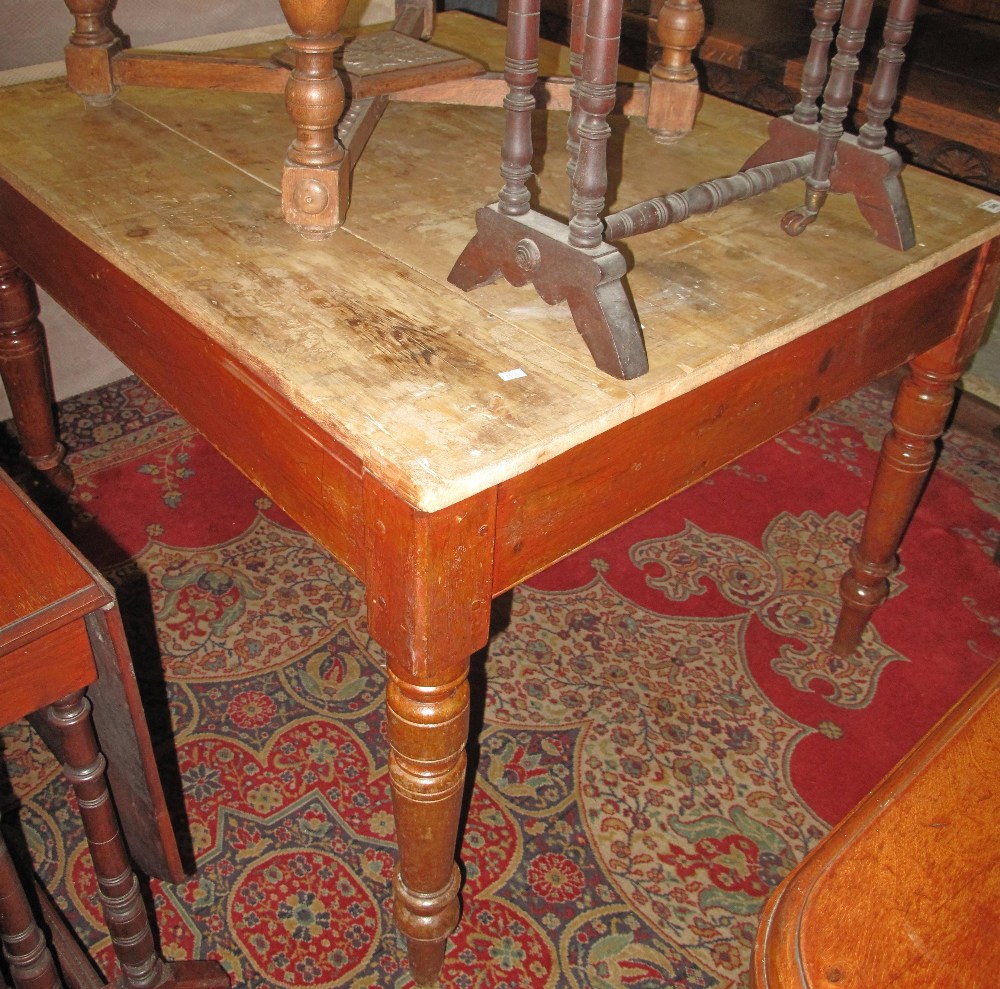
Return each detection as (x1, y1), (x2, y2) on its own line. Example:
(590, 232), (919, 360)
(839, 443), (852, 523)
(364, 477), (496, 986)
(278, 0), (351, 239)
(834, 240), (1000, 655)
(63, 0), (121, 106)
(647, 0), (704, 144)
(0, 249), (73, 493)
(0, 822), (61, 989)
(47, 692), (230, 989)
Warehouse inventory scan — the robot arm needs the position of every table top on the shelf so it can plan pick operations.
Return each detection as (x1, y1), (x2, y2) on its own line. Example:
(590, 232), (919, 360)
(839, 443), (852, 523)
(1, 13), (997, 512)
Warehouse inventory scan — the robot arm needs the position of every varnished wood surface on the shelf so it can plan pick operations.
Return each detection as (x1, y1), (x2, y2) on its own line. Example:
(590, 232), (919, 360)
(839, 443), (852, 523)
(753, 661), (1000, 988)
(0, 467), (106, 650)
(1, 14), (996, 517)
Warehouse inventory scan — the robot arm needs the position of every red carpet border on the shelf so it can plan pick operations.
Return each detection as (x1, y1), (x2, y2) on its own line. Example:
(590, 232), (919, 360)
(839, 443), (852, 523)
(1, 375), (997, 988)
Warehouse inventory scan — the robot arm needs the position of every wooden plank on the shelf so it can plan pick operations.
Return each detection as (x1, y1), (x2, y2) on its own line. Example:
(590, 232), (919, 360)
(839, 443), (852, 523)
(114, 51), (289, 94)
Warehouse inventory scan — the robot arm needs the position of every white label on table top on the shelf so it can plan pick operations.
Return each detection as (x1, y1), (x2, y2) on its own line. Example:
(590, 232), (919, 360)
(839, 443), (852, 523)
(978, 199), (1000, 214)
(498, 368), (527, 381)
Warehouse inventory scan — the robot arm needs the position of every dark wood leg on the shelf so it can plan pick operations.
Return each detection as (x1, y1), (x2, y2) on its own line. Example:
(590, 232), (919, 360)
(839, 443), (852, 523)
(0, 823), (61, 989)
(364, 476), (496, 987)
(62, 0), (121, 106)
(46, 692), (230, 989)
(0, 248), (73, 493)
(834, 240), (1000, 655)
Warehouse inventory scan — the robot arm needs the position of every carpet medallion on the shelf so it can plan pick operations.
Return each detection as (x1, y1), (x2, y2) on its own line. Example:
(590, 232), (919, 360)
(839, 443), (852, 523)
(1, 375), (997, 988)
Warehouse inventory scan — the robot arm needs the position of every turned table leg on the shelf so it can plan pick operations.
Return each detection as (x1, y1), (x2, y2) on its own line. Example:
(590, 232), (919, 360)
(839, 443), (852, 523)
(0, 822), (61, 989)
(278, 0), (352, 238)
(364, 476), (496, 986)
(834, 240), (1000, 655)
(832, 354), (960, 655)
(0, 249), (73, 493)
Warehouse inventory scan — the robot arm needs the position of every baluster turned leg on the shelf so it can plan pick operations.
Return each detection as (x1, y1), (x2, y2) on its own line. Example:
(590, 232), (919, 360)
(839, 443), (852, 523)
(62, 0), (120, 106)
(857, 0), (919, 152)
(647, 0), (704, 144)
(0, 249), (73, 494)
(0, 824), (61, 989)
(364, 481), (495, 987)
(47, 691), (167, 989)
(278, 0), (351, 239)
(569, 0), (627, 249)
(783, 0), (875, 236)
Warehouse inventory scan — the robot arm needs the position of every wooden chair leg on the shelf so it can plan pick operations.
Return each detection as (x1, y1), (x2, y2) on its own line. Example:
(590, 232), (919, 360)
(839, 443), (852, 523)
(832, 354), (960, 656)
(0, 824), (62, 989)
(46, 692), (229, 989)
(647, 0), (704, 144)
(0, 249), (73, 494)
(62, 0), (121, 106)
(278, 0), (351, 238)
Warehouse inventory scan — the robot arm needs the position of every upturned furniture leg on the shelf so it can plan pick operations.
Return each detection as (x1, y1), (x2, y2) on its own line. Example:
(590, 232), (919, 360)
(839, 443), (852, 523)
(364, 477), (495, 987)
(647, 0), (704, 144)
(47, 692), (230, 989)
(63, 0), (121, 106)
(278, 0), (351, 238)
(0, 823), (61, 989)
(0, 249), (73, 493)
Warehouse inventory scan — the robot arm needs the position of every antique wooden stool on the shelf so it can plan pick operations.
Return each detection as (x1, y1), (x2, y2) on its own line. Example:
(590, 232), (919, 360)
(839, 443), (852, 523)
(0, 468), (229, 989)
(753, 660), (1000, 988)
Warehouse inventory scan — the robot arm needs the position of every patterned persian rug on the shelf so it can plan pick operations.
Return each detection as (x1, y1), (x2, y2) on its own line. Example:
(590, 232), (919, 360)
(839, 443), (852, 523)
(1, 376), (997, 989)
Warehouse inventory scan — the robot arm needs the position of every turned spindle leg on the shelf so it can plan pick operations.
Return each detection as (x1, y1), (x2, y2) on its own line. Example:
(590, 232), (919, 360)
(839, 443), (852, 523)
(833, 354), (962, 655)
(647, 0), (704, 144)
(793, 0), (845, 126)
(0, 249), (73, 494)
(568, 0), (627, 249)
(783, 0), (875, 236)
(47, 692), (230, 989)
(278, 0), (351, 239)
(565, 0), (591, 181)
(499, 0), (542, 218)
(62, 0), (120, 106)
(48, 691), (167, 988)
(387, 665), (469, 986)
(0, 823), (61, 989)
(857, 0), (918, 152)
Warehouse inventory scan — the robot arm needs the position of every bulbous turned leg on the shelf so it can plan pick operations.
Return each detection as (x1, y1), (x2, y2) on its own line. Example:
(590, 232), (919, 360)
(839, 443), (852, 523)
(0, 249), (73, 494)
(278, 0), (352, 238)
(647, 0), (704, 144)
(387, 664), (468, 987)
(0, 821), (61, 989)
(63, 0), (121, 106)
(833, 356), (959, 656)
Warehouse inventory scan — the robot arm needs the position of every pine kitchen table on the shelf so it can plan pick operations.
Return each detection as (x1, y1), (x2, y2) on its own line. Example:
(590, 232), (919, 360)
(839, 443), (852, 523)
(1, 13), (998, 986)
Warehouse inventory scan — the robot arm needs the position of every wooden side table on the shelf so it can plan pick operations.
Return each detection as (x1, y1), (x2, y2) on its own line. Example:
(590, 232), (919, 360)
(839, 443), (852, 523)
(0, 468), (229, 989)
(752, 661), (1000, 989)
